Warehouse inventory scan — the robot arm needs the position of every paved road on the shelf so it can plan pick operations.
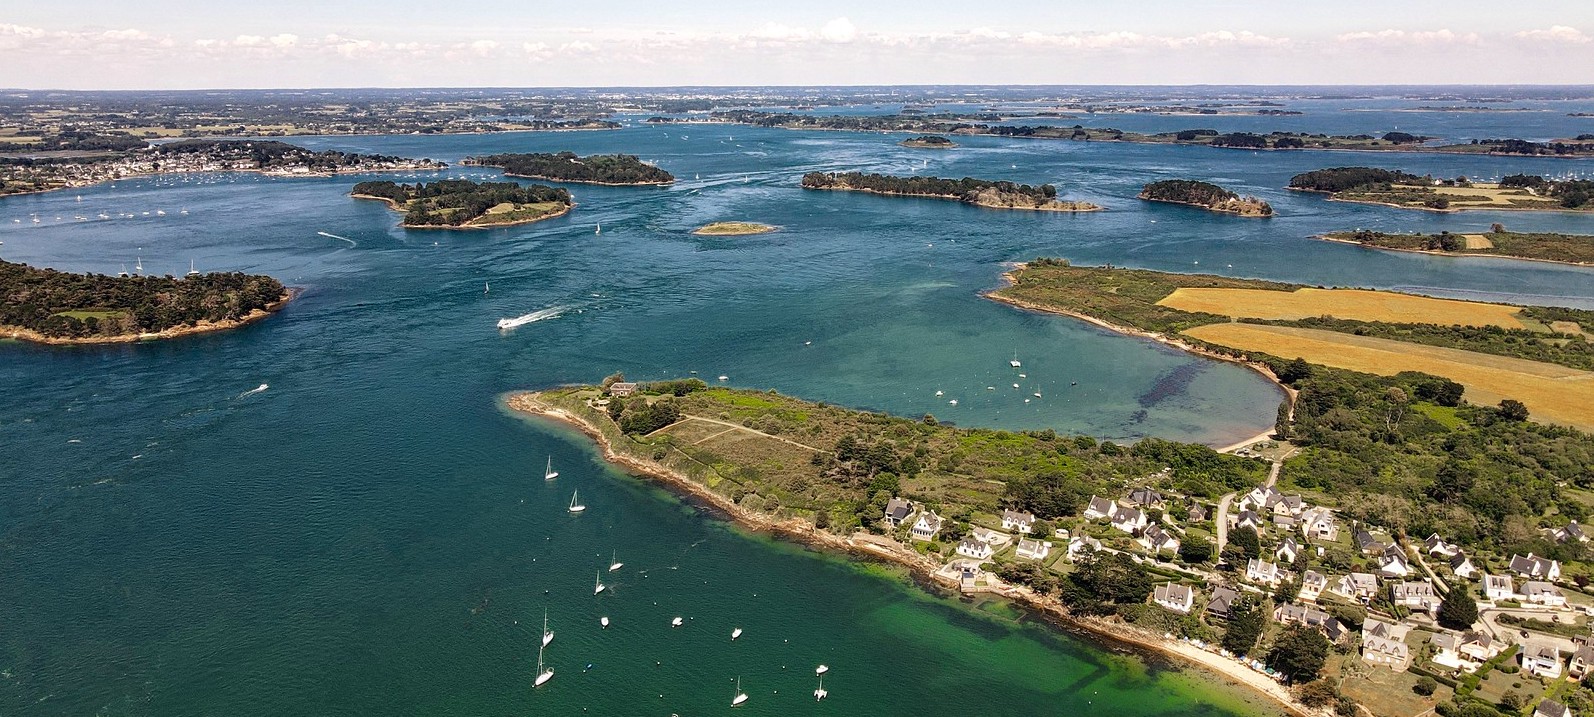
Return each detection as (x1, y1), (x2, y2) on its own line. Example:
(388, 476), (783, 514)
(1215, 492), (1236, 555)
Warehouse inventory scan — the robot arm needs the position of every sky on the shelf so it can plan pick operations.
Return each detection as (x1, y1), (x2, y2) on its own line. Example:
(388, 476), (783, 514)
(4, 1), (1594, 89)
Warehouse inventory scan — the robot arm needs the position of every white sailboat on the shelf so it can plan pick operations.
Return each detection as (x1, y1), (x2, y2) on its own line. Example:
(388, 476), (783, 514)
(568, 491), (585, 513)
(534, 645), (553, 687)
(815, 673), (828, 701)
(118, 264), (129, 278)
(731, 627), (743, 640)
(1009, 352), (1021, 368)
(187, 259), (200, 277)
(594, 223), (601, 235)
(594, 571), (606, 595)
(731, 677), (748, 707)
(544, 457), (558, 480)
(542, 609), (554, 647)
(600, 616), (610, 628)
(815, 664), (829, 675)
(484, 282), (489, 294)
(608, 551), (622, 572)
(671, 616), (683, 627)
(134, 257), (143, 275)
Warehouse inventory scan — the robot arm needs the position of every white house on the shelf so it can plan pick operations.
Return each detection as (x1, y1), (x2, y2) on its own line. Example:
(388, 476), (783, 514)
(1522, 581), (1567, 607)
(883, 497), (914, 528)
(1000, 510), (1036, 534)
(1083, 495), (1118, 521)
(1553, 522), (1589, 544)
(1246, 558), (1282, 587)
(1450, 552), (1479, 580)
(1458, 630), (1502, 666)
(1570, 644), (1594, 681)
(1521, 641), (1564, 679)
(1276, 537), (1301, 565)
(1138, 524), (1180, 554)
(1067, 535), (1103, 563)
(1484, 574), (1516, 601)
(1392, 580), (1440, 614)
(1112, 506), (1148, 534)
(1300, 570), (1327, 601)
(1423, 533), (1461, 557)
(1233, 510), (1265, 533)
(1015, 538), (1053, 561)
(1535, 699), (1572, 717)
(956, 536), (994, 561)
(971, 527), (1012, 548)
(1379, 546), (1412, 578)
(1152, 582), (1195, 614)
(910, 512), (943, 542)
(1509, 554), (1563, 582)
(1361, 619), (1412, 671)
(1334, 572), (1380, 601)
(1128, 487), (1164, 508)
(1300, 508), (1339, 542)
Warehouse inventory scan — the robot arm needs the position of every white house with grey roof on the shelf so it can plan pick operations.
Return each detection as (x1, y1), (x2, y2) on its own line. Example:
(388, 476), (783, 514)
(1000, 509), (1036, 534)
(1015, 538), (1052, 561)
(1484, 574), (1515, 601)
(1083, 495), (1118, 521)
(883, 497), (914, 528)
(1521, 641), (1564, 679)
(1522, 581), (1567, 607)
(1299, 570), (1327, 601)
(956, 536), (994, 561)
(1152, 582), (1195, 614)
(1509, 553), (1562, 582)
(910, 511), (943, 542)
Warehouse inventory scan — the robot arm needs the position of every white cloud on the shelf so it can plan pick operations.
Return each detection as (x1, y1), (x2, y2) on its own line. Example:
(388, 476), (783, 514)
(1514, 25), (1590, 44)
(1336, 28), (1479, 45)
(469, 39), (499, 56)
(819, 17), (857, 43)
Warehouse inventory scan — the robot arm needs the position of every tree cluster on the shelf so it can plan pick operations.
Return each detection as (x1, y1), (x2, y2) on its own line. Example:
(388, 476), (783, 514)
(352, 179), (571, 227)
(0, 259), (286, 338)
(1288, 167), (1427, 193)
(465, 152), (674, 184)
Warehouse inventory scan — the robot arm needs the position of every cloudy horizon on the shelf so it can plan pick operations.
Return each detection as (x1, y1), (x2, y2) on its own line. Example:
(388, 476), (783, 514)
(5, 1), (1594, 89)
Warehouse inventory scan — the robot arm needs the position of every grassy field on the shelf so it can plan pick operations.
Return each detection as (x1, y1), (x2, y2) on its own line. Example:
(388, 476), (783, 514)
(691, 222), (777, 236)
(1156, 287), (1531, 329)
(1335, 182), (1579, 211)
(1182, 323), (1594, 431)
(1326, 229), (1594, 264)
(51, 310), (128, 321)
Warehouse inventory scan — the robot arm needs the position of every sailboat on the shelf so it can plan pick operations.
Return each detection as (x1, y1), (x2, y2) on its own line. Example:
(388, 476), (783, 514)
(815, 664), (830, 675)
(484, 282), (490, 294)
(608, 551), (622, 572)
(731, 677), (748, 707)
(134, 257), (143, 275)
(544, 457), (558, 480)
(187, 259), (200, 277)
(600, 616), (609, 628)
(594, 571), (606, 595)
(815, 673), (828, 701)
(731, 627), (743, 640)
(118, 264), (129, 278)
(594, 223), (601, 235)
(1009, 352), (1022, 368)
(542, 609), (554, 647)
(568, 491), (585, 513)
(534, 645), (553, 687)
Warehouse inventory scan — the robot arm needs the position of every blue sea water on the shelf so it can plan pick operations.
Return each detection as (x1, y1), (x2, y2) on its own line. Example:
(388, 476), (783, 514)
(2, 90), (1593, 716)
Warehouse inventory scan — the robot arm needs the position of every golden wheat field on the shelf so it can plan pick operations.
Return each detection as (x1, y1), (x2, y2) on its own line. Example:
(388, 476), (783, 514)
(1157, 287), (1529, 329)
(1182, 323), (1594, 431)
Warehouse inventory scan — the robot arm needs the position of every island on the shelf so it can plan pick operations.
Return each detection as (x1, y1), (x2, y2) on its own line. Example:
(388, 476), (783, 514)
(0, 259), (290, 344)
(800, 172), (1101, 212)
(351, 179), (573, 229)
(898, 135), (956, 148)
(1322, 226), (1594, 265)
(691, 222), (777, 236)
(1, 139), (445, 197)
(1288, 167), (1593, 211)
(461, 152), (673, 185)
(1138, 179), (1273, 217)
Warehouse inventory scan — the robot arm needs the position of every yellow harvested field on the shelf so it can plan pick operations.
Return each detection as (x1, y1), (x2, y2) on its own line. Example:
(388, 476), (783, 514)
(1158, 287), (1528, 329)
(1392, 182), (1554, 208)
(1461, 234), (1495, 249)
(1182, 323), (1594, 431)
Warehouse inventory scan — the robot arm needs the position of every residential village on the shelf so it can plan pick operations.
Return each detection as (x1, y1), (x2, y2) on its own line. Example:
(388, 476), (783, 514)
(877, 461), (1594, 717)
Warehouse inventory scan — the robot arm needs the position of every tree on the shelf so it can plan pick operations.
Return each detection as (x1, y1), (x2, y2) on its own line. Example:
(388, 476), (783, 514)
(1275, 577), (1302, 604)
(1221, 595), (1266, 656)
(1500, 691), (1524, 712)
(1296, 680), (1340, 708)
(1231, 526), (1261, 560)
(1178, 536), (1213, 564)
(1267, 625), (1331, 682)
(1278, 357), (1314, 384)
(1438, 583), (1479, 630)
(1413, 676), (1437, 696)
(1498, 399), (1530, 422)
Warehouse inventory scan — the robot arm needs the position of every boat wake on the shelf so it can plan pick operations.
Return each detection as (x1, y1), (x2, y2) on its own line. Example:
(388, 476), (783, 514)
(497, 306), (569, 332)
(317, 231), (357, 247)
(238, 383), (269, 399)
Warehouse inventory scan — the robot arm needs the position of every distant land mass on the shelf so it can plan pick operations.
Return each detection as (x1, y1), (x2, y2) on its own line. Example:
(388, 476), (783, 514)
(0, 139), (444, 197)
(1322, 227), (1594, 265)
(462, 152), (673, 185)
(692, 222), (777, 236)
(899, 135), (956, 148)
(801, 172), (1101, 212)
(0, 259), (289, 344)
(1139, 180), (1273, 217)
(1289, 167), (1593, 212)
(352, 179), (573, 229)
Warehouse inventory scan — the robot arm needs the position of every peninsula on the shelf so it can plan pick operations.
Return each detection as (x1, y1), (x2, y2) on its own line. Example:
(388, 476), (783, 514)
(0, 259), (289, 344)
(461, 152), (673, 185)
(899, 135), (956, 148)
(1322, 227), (1594, 265)
(800, 172), (1101, 212)
(0, 139), (445, 197)
(1288, 167), (1593, 211)
(352, 179), (573, 229)
(691, 222), (777, 236)
(1139, 180), (1273, 217)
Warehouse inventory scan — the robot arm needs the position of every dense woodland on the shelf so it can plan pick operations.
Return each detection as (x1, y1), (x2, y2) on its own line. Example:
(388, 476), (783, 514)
(464, 152), (673, 184)
(1288, 167), (1428, 193)
(1139, 179), (1273, 215)
(1499, 174), (1593, 208)
(352, 179), (571, 227)
(998, 262), (1594, 567)
(801, 171), (1058, 202)
(0, 259), (286, 339)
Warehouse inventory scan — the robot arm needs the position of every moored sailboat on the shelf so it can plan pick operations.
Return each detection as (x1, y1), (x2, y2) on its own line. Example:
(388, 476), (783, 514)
(731, 676), (748, 707)
(568, 491), (585, 513)
(544, 457), (558, 480)
(534, 645), (553, 687)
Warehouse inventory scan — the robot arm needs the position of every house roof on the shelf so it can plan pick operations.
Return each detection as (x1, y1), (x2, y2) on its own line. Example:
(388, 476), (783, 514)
(1086, 496), (1117, 516)
(1128, 488), (1163, 506)
(1016, 538), (1048, 553)
(1001, 509), (1035, 524)
(1523, 581), (1564, 598)
(958, 536), (989, 552)
(1302, 570), (1327, 588)
(1206, 586), (1240, 615)
(884, 497), (913, 520)
(1154, 582), (1193, 604)
(1534, 699), (1571, 717)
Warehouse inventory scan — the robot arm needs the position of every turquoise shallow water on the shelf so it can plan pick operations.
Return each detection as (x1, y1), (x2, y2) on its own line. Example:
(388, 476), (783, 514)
(3, 95), (1594, 716)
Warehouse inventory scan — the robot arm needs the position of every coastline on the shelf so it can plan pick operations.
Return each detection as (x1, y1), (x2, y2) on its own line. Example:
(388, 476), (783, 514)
(1139, 195), (1273, 218)
(492, 171), (672, 187)
(2, 163), (446, 200)
(1314, 234), (1594, 267)
(504, 390), (1308, 717)
(352, 193), (575, 230)
(804, 185), (1104, 212)
(691, 222), (778, 236)
(1, 288), (294, 346)
(1288, 187), (1593, 214)
(984, 266), (1297, 426)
